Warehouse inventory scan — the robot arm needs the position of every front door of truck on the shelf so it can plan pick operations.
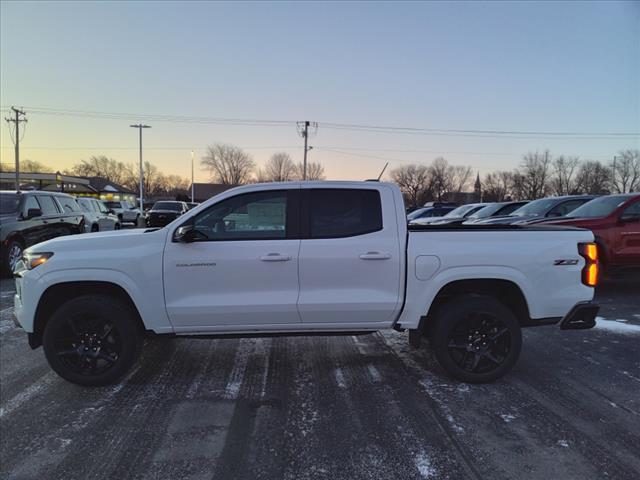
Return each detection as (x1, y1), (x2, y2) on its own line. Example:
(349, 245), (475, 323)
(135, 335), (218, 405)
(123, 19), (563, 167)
(297, 186), (403, 325)
(163, 188), (302, 330)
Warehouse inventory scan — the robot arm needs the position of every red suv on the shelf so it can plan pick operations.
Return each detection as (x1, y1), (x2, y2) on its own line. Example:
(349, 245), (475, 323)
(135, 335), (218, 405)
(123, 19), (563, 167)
(538, 194), (640, 273)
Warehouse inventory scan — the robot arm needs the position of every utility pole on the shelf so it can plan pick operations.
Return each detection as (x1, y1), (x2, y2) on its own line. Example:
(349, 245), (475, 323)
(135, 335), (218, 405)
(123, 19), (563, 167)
(191, 150), (195, 203)
(4, 107), (27, 192)
(297, 121), (317, 180)
(302, 121), (309, 180)
(130, 124), (151, 213)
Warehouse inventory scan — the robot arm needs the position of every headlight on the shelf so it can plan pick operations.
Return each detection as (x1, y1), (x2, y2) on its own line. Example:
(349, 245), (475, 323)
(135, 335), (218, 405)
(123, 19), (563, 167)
(23, 252), (54, 270)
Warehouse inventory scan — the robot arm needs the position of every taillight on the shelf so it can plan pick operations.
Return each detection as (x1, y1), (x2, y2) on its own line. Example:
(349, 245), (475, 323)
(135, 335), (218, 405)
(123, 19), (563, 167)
(578, 242), (598, 287)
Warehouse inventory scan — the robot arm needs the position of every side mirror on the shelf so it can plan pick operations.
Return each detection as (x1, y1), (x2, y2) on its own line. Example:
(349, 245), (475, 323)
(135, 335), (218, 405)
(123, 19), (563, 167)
(25, 208), (42, 220)
(108, 209), (115, 215)
(173, 225), (199, 243)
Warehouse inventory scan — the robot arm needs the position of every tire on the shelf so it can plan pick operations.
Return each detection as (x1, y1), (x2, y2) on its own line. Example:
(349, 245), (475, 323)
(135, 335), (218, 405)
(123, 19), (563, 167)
(2, 238), (24, 276)
(114, 223), (121, 230)
(428, 295), (522, 383)
(43, 294), (143, 386)
(91, 223), (99, 232)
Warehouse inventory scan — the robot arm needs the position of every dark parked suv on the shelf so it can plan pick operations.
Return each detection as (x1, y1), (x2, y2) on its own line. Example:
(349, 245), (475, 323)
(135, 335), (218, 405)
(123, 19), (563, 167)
(0, 191), (84, 274)
(145, 201), (189, 227)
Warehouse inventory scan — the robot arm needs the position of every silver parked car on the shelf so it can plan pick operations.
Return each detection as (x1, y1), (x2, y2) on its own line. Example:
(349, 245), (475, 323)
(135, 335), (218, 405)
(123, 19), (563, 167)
(76, 197), (121, 232)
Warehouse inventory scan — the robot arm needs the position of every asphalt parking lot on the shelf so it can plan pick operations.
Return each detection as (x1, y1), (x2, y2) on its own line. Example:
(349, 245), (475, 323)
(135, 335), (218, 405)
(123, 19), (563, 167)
(1, 275), (639, 480)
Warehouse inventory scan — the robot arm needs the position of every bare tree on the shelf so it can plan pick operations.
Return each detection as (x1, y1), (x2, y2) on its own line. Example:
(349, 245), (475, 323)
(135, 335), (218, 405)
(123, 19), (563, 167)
(1, 159), (52, 173)
(574, 160), (611, 194)
(611, 149), (640, 193)
(483, 171), (513, 201)
(293, 161), (325, 181)
(451, 165), (473, 193)
(70, 155), (131, 185)
(257, 152), (296, 182)
(517, 150), (552, 199)
(163, 174), (190, 198)
(389, 164), (432, 208)
(429, 157), (454, 201)
(550, 156), (580, 195)
(201, 143), (255, 185)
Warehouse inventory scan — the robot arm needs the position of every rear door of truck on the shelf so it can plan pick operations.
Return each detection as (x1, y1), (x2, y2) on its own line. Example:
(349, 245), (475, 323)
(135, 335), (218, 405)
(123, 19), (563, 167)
(297, 184), (404, 325)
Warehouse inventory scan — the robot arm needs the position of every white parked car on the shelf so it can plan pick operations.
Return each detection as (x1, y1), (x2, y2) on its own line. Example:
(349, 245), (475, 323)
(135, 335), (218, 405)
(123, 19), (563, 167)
(13, 181), (599, 386)
(103, 200), (141, 225)
(410, 203), (489, 225)
(76, 198), (121, 232)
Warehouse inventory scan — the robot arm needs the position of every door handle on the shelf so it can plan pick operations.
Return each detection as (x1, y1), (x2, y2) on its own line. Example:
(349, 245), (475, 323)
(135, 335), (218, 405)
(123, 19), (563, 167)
(359, 252), (391, 260)
(260, 253), (291, 262)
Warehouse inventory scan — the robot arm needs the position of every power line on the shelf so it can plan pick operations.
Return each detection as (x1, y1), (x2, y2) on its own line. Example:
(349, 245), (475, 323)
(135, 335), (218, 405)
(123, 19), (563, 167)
(2, 105), (638, 138)
(321, 121), (639, 137)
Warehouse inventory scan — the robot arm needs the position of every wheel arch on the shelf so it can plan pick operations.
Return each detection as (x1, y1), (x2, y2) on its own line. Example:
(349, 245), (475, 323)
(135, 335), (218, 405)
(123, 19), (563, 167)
(421, 278), (532, 334)
(31, 281), (146, 348)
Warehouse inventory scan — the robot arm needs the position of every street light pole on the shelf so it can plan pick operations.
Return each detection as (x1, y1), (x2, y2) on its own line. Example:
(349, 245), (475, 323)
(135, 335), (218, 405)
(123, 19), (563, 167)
(191, 150), (195, 203)
(130, 124), (151, 211)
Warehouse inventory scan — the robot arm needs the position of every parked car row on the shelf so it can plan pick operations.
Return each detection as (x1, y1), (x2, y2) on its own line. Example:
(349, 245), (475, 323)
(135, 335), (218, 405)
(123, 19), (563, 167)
(1, 191), (85, 274)
(409, 193), (640, 273)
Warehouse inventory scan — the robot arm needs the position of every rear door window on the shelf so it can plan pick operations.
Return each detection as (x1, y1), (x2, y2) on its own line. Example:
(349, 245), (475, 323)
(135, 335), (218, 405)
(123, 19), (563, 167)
(23, 196), (41, 214)
(309, 189), (382, 238)
(37, 195), (60, 216)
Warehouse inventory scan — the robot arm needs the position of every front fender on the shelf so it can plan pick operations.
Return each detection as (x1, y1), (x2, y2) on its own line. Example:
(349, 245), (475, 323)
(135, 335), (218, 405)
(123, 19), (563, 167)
(16, 267), (174, 334)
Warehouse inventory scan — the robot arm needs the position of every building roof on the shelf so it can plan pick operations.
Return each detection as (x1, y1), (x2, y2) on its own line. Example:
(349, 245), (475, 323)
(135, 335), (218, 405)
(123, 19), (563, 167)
(190, 183), (236, 201)
(86, 177), (136, 194)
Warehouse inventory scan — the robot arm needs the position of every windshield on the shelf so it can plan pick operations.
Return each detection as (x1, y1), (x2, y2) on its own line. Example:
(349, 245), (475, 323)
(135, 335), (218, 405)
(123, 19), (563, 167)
(467, 203), (504, 219)
(444, 204), (483, 218)
(511, 198), (558, 217)
(566, 195), (631, 218)
(104, 201), (121, 208)
(0, 193), (20, 214)
(407, 208), (428, 220)
(152, 202), (182, 211)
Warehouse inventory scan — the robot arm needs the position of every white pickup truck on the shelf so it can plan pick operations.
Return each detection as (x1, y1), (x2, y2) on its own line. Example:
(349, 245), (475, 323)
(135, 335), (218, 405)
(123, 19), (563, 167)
(13, 181), (599, 386)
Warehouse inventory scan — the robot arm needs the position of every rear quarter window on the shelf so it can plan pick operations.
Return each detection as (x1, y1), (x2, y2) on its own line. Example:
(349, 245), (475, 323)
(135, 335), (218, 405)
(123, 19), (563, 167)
(309, 189), (382, 238)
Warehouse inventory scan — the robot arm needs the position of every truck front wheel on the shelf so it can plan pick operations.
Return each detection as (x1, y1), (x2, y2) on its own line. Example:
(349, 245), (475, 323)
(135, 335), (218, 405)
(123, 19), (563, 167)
(429, 295), (522, 383)
(43, 294), (142, 386)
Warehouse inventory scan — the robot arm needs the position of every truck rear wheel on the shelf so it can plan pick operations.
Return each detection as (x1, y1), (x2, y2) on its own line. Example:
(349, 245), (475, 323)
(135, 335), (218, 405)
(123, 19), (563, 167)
(43, 294), (142, 386)
(429, 295), (522, 383)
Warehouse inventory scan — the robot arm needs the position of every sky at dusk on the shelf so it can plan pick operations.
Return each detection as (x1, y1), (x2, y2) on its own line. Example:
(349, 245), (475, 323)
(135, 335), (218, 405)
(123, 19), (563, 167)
(1, 1), (639, 182)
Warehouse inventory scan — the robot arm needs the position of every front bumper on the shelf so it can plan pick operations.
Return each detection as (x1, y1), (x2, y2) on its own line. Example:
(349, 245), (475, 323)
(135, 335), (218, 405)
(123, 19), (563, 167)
(560, 301), (599, 330)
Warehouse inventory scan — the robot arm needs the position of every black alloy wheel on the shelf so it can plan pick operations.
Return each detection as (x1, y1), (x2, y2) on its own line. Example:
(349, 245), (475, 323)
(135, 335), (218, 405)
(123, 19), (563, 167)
(53, 315), (121, 376)
(446, 312), (512, 374)
(43, 294), (142, 386)
(429, 295), (522, 383)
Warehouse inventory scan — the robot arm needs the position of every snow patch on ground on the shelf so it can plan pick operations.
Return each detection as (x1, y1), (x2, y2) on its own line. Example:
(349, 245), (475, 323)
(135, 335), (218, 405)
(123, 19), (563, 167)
(595, 317), (640, 335)
(367, 364), (381, 382)
(557, 439), (569, 448)
(0, 373), (56, 419)
(0, 306), (16, 334)
(224, 338), (254, 399)
(500, 413), (517, 423)
(334, 368), (347, 389)
(414, 452), (436, 478)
